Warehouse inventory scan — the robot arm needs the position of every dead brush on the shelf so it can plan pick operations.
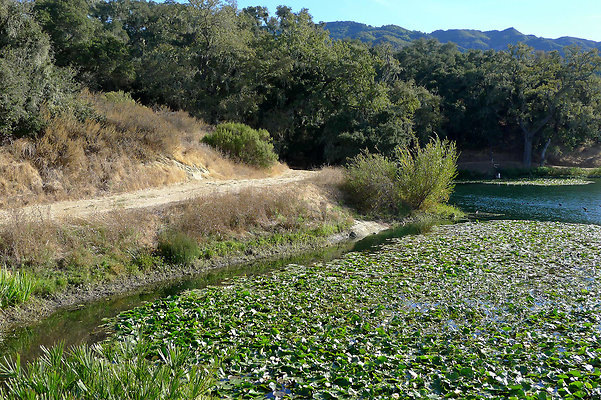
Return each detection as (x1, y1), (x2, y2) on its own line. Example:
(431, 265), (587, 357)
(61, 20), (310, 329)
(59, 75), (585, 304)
(306, 166), (345, 188)
(0, 209), (61, 267)
(0, 208), (156, 273)
(166, 185), (335, 241)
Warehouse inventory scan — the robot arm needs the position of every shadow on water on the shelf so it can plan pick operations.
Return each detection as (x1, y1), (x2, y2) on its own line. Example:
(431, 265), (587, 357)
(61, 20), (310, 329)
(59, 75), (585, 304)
(451, 178), (601, 225)
(0, 223), (425, 365)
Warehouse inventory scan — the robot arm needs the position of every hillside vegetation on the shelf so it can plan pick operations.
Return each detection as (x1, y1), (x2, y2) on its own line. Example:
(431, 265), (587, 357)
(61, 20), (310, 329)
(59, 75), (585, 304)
(0, 91), (281, 207)
(3, 0), (600, 172)
(325, 21), (601, 52)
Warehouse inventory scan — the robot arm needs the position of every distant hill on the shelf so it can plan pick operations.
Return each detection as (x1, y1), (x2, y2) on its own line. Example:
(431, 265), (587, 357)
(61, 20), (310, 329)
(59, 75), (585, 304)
(324, 21), (601, 52)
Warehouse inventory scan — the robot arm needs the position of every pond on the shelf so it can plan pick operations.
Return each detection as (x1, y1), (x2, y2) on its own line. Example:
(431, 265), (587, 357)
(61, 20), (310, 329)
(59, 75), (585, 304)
(111, 220), (601, 398)
(0, 223), (430, 365)
(3, 178), (601, 398)
(451, 178), (601, 225)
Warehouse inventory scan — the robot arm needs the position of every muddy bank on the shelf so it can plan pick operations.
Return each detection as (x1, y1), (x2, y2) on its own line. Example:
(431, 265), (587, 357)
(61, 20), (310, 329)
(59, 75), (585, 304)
(0, 219), (388, 337)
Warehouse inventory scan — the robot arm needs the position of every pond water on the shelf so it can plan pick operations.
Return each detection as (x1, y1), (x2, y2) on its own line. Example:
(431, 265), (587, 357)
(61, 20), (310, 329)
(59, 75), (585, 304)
(0, 223), (429, 364)
(451, 178), (601, 225)
(2, 178), (599, 365)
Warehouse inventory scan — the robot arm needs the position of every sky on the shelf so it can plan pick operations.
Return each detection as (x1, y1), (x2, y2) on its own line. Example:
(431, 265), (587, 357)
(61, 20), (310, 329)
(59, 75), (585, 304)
(233, 0), (601, 42)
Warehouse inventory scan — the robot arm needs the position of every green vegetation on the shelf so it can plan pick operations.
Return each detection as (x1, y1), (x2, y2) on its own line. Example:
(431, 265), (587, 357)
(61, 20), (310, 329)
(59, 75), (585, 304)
(105, 220), (601, 398)
(3, 0), (601, 166)
(0, 0), (75, 138)
(342, 152), (398, 215)
(202, 123), (278, 168)
(0, 340), (215, 399)
(395, 138), (458, 209)
(343, 137), (458, 215)
(158, 231), (202, 266)
(0, 269), (35, 307)
(0, 185), (351, 304)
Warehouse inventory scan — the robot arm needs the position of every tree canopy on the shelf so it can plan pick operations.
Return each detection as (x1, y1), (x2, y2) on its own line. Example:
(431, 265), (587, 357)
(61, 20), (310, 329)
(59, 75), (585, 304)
(1, 0), (600, 166)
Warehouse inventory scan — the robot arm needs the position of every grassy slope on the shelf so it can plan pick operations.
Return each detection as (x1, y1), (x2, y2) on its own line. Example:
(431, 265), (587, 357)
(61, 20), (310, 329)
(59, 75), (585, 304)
(0, 91), (282, 208)
(0, 93), (353, 327)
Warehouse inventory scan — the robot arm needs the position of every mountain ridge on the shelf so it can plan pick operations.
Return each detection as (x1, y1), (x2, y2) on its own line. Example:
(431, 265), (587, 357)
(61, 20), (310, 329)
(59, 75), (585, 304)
(324, 21), (601, 52)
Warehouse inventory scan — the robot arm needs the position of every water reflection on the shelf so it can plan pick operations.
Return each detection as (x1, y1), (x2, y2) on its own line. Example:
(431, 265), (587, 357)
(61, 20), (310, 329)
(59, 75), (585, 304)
(451, 179), (601, 225)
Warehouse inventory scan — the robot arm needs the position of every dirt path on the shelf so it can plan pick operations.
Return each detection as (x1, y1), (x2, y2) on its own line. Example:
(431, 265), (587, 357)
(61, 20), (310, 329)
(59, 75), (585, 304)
(0, 169), (317, 222)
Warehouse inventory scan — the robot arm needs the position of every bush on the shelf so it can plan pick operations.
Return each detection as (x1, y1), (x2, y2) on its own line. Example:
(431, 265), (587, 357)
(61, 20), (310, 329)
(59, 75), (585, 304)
(395, 137), (458, 209)
(157, 231), (201, 265)
(202, 123), (278, 168)
(0, 0), (75, 139)
(343, 137), (458, 215)
(342, 152), (398, 215)
(103, 91), (136, 104)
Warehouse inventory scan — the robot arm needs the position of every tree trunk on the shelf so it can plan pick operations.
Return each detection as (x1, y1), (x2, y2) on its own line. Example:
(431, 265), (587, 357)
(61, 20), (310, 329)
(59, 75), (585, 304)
(519, 114), (553, 168)
(523, 131), (533, 168)
(539, 137), (552, 167)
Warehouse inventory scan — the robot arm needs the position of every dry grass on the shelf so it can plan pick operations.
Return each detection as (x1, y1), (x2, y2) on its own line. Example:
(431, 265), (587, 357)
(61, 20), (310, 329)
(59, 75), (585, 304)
(303, 166), (346, 203)
(0, 208), (156, 272)
(167, 183), (345, 241)
(0, 91), (286, 208)
(0, 182), (350, 293)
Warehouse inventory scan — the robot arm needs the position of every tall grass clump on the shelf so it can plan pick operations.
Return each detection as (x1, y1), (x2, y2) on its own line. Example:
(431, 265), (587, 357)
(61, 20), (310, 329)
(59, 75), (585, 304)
(0, 341), (215, 399)
(0, 269), (35, 307)
(202, 123), (278, 168)
(343, 137), (458, 215)
(157, 231), (202, 265)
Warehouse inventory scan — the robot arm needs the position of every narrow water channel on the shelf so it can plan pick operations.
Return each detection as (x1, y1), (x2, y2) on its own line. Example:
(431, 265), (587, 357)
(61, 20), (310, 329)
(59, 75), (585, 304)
(0, 223), (429, 364)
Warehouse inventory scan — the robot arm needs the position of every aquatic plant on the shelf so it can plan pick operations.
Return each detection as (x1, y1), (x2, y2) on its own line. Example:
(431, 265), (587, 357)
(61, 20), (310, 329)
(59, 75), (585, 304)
(0, 340), (215, 399)
(111, 220), (601, 398)
(458, 178), (594, 186)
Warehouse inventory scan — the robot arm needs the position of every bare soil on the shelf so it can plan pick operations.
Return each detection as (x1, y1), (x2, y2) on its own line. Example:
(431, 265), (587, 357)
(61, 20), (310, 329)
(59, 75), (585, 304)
(0, 169), (316, 223)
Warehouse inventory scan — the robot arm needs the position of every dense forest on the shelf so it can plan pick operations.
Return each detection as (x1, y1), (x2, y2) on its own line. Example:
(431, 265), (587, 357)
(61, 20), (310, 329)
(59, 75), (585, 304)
(2, 0), (601, 167)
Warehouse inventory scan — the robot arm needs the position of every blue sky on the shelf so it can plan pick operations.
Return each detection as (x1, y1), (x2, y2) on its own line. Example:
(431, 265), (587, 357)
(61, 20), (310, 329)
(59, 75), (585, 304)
(234, 0), (601, 41)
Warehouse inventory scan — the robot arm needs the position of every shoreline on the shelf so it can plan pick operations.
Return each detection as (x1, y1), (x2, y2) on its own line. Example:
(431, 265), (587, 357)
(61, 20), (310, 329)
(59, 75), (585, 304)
(0, 219), (389, 340)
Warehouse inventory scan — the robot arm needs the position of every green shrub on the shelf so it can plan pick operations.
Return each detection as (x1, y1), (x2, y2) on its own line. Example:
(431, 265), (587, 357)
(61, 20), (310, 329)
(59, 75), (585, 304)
(342, 152), (398, 215)
(157, 232), (201, 265)
(395, 137), (458, 209)
(0, 0), (75, 139)
(343, 137), (458, 215)
(202, 122), (278, 168)
(0, 268), (36, 308)
(0, 340), (214, 399)
(132, 249), (163, 272)
(103, 91), (136, 104)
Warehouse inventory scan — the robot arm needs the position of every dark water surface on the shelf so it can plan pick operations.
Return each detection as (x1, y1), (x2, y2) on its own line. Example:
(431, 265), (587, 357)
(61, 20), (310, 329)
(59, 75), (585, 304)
(0, 223), (427, 364)
(451, 179), (601, 225)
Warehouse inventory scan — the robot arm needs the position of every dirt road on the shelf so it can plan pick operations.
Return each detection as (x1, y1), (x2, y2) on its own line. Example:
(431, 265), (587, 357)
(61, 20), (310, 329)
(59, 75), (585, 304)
(0, 169), (316, 222)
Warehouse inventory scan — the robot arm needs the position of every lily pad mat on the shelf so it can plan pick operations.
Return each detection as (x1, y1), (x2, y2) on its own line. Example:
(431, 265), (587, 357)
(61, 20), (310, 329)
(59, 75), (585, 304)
(112, 220), (601, 399)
